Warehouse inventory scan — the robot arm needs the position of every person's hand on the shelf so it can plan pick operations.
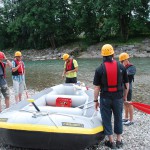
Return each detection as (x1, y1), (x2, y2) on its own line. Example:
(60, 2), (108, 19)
(95, 102), (100, 111)
(62, 74), (65, 79)
(124, 101), (130, 106)
(19, 61), (22, 65)
(17, 61), (22, 68)
(65, 71), (70, 75)
(123, 95), (127, 102)
(3, 53), (7, 60)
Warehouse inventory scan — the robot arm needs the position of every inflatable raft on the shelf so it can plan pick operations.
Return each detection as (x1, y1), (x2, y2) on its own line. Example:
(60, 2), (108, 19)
(0, 84), (104, 150)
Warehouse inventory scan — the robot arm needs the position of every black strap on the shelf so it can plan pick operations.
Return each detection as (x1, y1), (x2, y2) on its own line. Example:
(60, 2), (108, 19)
(117, 62), (122, 90)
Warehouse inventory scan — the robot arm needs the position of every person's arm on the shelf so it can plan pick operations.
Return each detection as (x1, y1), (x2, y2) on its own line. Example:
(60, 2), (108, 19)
(66, 67), (78, 74)
(94, 86), (100, 110)
(124, 82), (129, 102)
(94, 86), (100, 101)
(93, 67), (102, 110)
(122, 66), (129, 102)
(3, 53), (12, 68)
(12, 61), (21, 72)
(62, 68), (66, 78)
(62, 62), (66, 78)
(5, 59), (12, 68)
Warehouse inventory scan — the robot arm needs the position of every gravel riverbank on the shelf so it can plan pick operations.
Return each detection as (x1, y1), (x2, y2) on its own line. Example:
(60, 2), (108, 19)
(96, 111), (150, 150)
(0, 75), (150, 150)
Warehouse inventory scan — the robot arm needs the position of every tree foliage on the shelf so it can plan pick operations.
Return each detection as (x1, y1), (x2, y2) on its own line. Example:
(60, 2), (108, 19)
(0, 0), (150, 49)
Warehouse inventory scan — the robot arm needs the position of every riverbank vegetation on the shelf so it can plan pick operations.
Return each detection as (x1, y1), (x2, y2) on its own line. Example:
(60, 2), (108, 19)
(0, 0), (150, 50)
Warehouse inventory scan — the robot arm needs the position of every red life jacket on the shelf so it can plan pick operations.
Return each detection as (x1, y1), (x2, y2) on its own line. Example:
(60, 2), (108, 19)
(101, 60), (122, 92)
(65, 59), (75, 71)
(0, 62), (6, 78)
(12, 59), (25, 76)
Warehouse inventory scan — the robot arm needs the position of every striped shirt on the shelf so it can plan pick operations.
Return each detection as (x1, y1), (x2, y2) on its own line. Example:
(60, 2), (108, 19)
(12, 60), (25, 82)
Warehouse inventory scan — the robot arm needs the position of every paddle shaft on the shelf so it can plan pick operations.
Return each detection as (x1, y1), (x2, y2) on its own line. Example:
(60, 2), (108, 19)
(32, 102), (40, 112)
(20, 62), (29, 98)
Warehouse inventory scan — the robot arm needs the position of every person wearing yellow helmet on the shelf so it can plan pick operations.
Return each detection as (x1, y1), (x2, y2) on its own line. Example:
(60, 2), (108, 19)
(119, 52), (136, 126)
(62, 53), (78, 83)
(12, 51), (25, 103)
(93, 44), (129, 149)
(0, 52), (12, 112)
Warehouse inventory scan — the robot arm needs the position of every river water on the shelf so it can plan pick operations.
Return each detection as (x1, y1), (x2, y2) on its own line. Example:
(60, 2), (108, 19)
(6, 58), (150, 90)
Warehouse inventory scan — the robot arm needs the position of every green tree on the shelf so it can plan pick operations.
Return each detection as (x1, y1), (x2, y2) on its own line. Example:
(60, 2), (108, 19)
(71, 0), (100, 44)
(96, 0), (150, 41)
(2, 0), (78, 49)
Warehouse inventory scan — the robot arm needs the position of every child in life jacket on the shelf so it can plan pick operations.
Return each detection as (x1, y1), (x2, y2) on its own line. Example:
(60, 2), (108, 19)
(119, 52), (136, 126)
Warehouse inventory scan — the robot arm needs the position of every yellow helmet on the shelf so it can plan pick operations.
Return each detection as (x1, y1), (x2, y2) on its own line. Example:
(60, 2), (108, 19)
(101, 44), (114, 56)
(119, 52), (129, 61)
(62, 53), (69, 60)
(15, 51), (22, 57)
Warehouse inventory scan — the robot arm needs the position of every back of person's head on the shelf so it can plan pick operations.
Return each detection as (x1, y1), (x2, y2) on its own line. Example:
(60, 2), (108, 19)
(103, 55), (114, 62)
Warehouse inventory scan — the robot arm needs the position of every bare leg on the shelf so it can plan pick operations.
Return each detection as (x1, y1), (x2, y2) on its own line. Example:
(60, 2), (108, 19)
(129, 104), (134, 122)
(116, 134), (122, 141)
(124, 104), (129, 119)
(108, 135), (114, 143)
(19, 93), (22, 101)
(15, 95), (19, 104)
(5, 97), (10, 108)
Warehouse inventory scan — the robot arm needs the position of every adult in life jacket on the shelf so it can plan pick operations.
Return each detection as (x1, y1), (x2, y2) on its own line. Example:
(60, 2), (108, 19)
(119, 52), (136, 126)
(12, 51), (25, 103)
(0, 52), (12, 112)
(62, 53), (78, 83)
(93, 44), (129, 149)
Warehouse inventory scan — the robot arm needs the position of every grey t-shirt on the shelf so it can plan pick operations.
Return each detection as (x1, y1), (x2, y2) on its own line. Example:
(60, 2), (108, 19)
(0, 63), (7, 86)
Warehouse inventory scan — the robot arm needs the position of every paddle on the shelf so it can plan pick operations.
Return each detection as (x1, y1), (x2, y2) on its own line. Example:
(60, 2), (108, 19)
(130, 102), (150, 114)
(20, 61), (29, 98)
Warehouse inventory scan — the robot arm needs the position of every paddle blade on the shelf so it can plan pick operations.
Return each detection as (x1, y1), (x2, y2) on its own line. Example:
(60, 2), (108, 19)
(131, 102), (150, 114)
(28, 99), (35, 103)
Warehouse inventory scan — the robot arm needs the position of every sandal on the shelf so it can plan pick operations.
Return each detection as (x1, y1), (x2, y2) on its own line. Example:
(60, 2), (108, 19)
(105, 140), (116, 149)
(116, 140), (123, 148)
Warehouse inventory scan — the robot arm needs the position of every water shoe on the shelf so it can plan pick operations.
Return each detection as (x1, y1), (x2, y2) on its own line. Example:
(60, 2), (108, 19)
(124, 120), (134, 126)
(105, 140), (116, 149)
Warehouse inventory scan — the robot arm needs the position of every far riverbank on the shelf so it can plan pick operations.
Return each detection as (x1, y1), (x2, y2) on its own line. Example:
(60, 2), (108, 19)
(2, 38), (150, 61)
